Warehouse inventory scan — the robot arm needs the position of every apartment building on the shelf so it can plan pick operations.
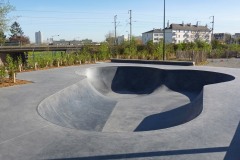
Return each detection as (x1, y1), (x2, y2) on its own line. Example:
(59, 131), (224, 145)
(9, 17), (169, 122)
(117, 35), (128, 45)
(35, 31), (42, 45)
(234, 33), (240, 39)
(165, 22), (212, 44)
(142, 29), (163, 44)
(232, 33), (240, 44)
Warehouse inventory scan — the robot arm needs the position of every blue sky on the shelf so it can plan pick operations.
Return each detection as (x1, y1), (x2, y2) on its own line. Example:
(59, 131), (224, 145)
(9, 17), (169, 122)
(6, 0), (240, 42)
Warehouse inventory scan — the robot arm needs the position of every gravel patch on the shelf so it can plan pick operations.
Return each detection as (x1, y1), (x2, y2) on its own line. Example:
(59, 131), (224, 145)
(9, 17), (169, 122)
(206, 58), (240, 68)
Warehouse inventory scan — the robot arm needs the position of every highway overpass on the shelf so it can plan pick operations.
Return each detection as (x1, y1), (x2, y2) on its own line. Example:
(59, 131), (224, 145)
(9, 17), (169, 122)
(0, 45), (90, 65)
(0, 45), (83, 53)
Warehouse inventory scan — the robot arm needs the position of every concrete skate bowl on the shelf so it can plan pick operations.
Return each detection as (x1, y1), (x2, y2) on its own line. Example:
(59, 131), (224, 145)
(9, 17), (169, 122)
(37, 66), (235, 132)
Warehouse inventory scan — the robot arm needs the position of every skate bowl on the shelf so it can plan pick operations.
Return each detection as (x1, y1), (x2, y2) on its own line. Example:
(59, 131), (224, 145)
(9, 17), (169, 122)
(37, 66), (235, 132)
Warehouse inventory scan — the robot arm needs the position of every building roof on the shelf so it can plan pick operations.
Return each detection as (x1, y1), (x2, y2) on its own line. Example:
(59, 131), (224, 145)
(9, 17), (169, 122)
(166, 23), (211, 32)
(142, 29), (163, 34)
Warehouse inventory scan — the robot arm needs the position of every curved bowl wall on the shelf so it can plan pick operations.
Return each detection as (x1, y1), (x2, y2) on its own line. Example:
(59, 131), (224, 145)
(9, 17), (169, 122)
(38, 66), (235, 132)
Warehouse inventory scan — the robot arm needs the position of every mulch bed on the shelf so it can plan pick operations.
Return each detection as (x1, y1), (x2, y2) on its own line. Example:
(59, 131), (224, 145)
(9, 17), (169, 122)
(0, 78), (32, 88)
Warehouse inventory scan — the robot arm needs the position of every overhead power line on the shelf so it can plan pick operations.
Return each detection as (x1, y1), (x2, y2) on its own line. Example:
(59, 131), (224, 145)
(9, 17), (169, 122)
(14, 9), (127, 15)
(18, 16), (113, 20)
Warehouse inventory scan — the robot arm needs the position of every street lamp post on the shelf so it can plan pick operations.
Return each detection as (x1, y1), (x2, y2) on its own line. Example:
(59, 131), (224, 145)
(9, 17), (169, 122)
(163, 0), (166, 61)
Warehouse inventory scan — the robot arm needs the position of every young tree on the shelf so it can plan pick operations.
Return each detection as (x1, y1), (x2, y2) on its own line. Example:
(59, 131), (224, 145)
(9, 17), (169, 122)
(10, 21), (24, 37)
(9, 21), (30, 45)
(146, 41), (155, 54)
(211, 39), (222, 50)
(0, 65), (6, 83)
(98, 42), (109, 60)
(0, 31), (6, 45)
(6, 54), (17, 81)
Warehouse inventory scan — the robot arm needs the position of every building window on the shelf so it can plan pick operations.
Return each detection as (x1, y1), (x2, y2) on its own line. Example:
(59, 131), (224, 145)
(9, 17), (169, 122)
(154, 34), (158, 36)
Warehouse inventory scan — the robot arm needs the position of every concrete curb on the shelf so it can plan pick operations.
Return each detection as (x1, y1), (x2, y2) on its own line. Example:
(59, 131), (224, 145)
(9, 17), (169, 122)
(111, 58), (195, 66)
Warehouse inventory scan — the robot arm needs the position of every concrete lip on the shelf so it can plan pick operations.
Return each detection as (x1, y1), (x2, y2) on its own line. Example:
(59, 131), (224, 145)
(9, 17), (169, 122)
(37, 66), (234, 132)
(111, 58), (195, 66)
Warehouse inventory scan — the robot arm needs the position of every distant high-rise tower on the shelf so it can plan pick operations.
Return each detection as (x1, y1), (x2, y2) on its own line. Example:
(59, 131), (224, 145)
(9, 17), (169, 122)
(35, 31), (42, 45)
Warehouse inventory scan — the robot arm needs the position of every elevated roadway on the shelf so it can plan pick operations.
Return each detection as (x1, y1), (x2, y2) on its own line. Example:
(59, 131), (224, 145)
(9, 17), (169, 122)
(0, 45), (83, 53)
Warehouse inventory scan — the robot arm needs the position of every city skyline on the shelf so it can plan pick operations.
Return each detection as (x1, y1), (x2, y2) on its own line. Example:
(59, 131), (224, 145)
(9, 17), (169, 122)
(7, 0), (240, 43)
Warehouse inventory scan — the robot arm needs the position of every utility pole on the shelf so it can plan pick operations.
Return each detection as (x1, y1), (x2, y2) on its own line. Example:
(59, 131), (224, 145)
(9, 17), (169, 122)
(163, 0), (166, 61)
(210, 16), (215, 40)
(129, 10), (132, 42)
(114, 15), (117, 45)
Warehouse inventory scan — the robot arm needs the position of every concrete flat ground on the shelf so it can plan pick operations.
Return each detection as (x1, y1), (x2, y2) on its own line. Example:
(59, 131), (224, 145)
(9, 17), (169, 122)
(0, 63), (239, 160)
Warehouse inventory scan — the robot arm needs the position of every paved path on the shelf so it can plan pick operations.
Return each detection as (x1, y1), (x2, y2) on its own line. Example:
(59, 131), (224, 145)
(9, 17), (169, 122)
(0, 63), (239, 160)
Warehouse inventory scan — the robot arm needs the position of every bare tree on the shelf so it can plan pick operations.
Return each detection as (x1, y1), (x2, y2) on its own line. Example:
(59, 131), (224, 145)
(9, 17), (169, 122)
(0, 1), (14, 44)
(0, 1), (14, 31)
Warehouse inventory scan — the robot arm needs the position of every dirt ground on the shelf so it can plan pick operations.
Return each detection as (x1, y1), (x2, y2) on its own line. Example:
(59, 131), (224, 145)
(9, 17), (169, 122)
(0, 78), (32, 88)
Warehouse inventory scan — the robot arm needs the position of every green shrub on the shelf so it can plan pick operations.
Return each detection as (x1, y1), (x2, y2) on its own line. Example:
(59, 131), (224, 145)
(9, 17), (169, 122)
(0, 65), (6, 83)
(98, 42), (110, 61)
(6, 55), (17, 80)
(52, 58), (59, 67)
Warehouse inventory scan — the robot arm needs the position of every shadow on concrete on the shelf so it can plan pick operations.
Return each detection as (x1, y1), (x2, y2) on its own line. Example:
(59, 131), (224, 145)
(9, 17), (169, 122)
(110, 67), (235, 95)
(224, 121), (240, 160)
(134, 91), (203, 131)
(49, 146), (227, 160)
(106, 67), (234, 132)
(111, 67), (163, 95)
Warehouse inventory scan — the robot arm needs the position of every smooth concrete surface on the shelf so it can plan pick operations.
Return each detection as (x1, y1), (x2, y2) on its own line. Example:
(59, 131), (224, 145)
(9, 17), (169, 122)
(38, 79), (117, 131)
(0, 63), (240, 160)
